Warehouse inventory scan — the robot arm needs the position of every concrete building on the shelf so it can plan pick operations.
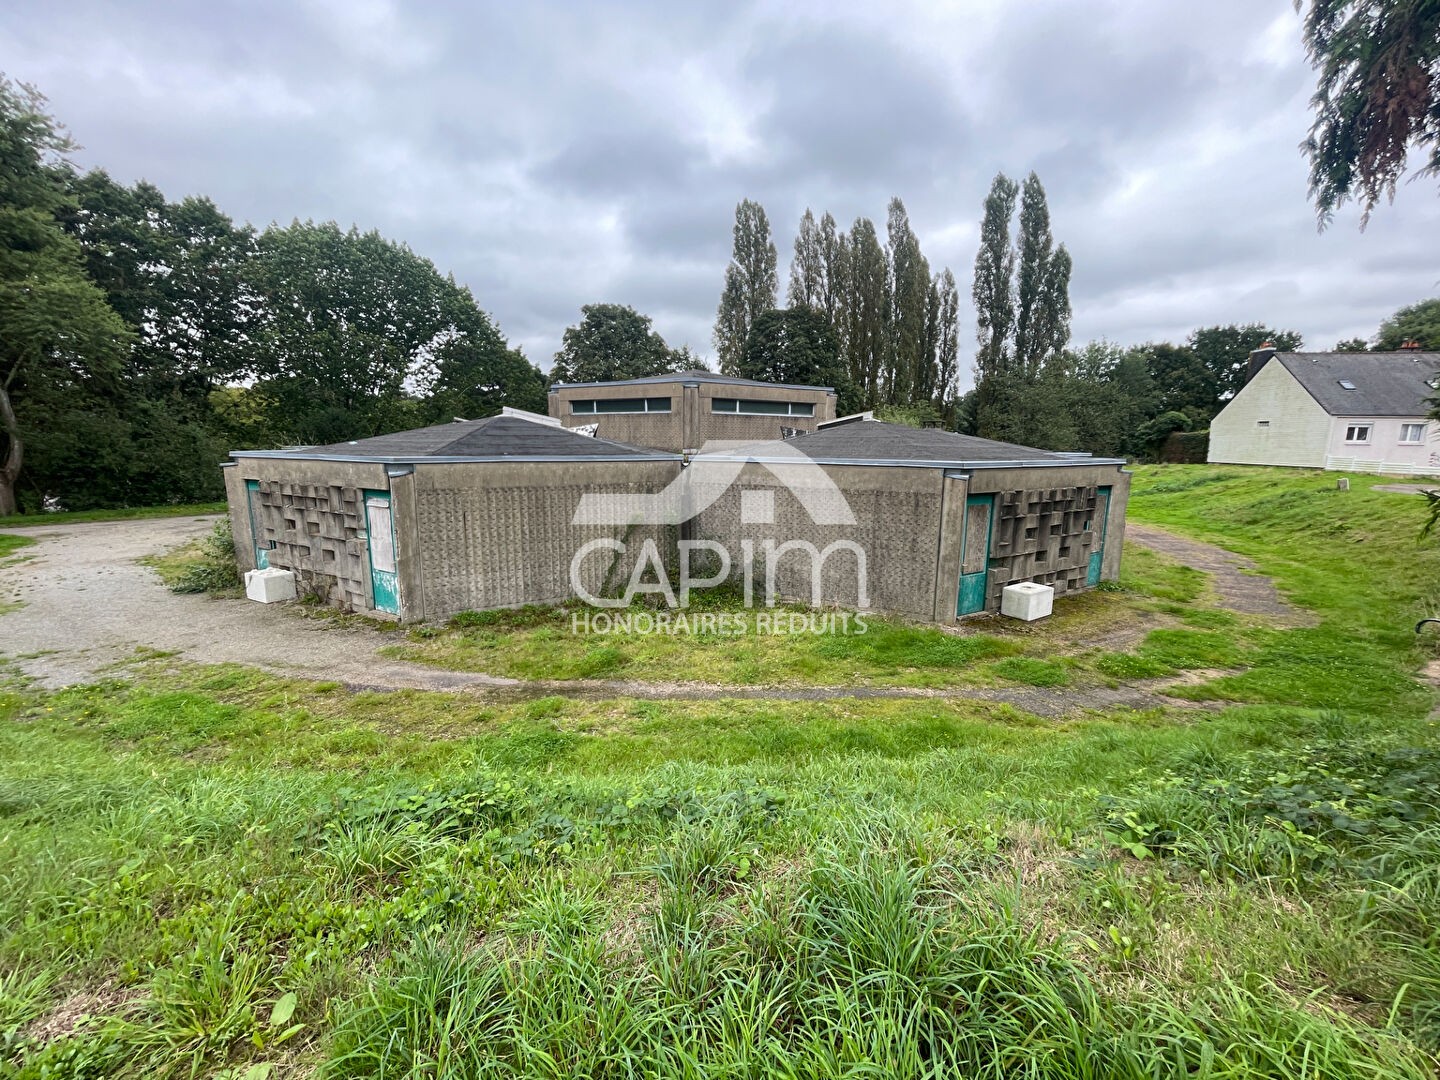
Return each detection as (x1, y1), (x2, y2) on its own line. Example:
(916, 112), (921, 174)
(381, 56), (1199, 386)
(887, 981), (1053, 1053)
(1209, 346), (1440, 475)
(689, 417), (1130, 620)
(224, 413), (681, 622)
(224, 411), (1129, 624)
(547, 370), (836, 452)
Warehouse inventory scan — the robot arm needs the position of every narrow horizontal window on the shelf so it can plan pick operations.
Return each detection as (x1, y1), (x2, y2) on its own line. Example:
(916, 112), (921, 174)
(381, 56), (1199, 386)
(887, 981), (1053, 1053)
(711, 398), (815, 416)
(1338, 379), (1358, 391)
(572, 397), (671, 415)
(1256, 420), (1270, 427)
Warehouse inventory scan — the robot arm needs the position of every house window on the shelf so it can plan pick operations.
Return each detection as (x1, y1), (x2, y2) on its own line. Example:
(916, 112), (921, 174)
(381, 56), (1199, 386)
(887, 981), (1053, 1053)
(1400, 423), (1427, 444)
(1344, 423), (1372, 444)
(1338, 379), (1358, 391)
(711, 398), (816, 416)
(571, 397), (671, 415)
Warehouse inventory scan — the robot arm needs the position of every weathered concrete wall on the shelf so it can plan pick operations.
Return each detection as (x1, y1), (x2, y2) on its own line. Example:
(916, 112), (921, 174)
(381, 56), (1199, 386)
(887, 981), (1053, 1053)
(406, 459), (683, 621)
(690, 462), (945, 616)
(227, 457), (390, 613)
(549, 381), (835, 451)
(690, 382), (836, 448)
(548, 383), (686, 451)
(695, 459), (1129, 622)
(957, 464), (1130, 615)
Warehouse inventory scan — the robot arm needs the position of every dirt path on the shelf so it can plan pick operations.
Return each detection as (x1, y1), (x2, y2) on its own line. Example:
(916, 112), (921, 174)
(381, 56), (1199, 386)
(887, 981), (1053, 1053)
(0, 516), (1293, 715)
(1123, 522), (1313, 624)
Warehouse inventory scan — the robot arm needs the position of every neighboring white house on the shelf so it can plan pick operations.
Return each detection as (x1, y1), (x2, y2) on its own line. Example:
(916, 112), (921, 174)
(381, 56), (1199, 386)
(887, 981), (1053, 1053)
(1209, 346), (1440, 475)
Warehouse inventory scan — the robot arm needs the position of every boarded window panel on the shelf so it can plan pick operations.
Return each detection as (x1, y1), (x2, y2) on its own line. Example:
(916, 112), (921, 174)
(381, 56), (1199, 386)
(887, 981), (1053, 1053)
(366, 498), (396, 573)
(962, 502), (990, 574)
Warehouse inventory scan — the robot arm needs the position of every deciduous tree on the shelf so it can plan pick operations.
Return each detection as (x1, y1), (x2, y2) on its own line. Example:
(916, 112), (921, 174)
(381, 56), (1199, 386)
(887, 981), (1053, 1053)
(1188, 324), (1303, 402)
(739, 306), (855, 411)
(1376, 297), (1440, 349)
(550, 302), (681, 385)
(0, 78), (130, 515)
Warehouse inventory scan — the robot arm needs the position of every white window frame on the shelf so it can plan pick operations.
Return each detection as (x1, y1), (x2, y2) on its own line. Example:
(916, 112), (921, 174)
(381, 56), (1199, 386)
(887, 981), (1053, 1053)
(710, 398), (816, 417)
(1344, 422), (1373, 445)
(1400, 422), (1427, 444)
(571, 397), (672, 415)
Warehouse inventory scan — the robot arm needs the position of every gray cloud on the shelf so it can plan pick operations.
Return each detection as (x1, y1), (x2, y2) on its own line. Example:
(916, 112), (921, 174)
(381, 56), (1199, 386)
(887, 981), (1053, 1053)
(3, 0), (1437, 386)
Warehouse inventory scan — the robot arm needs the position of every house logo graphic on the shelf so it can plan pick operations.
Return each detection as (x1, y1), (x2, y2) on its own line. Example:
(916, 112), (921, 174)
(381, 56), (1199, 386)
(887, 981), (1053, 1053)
(571, 439), (856, 527)
(567, 440), (869, 619)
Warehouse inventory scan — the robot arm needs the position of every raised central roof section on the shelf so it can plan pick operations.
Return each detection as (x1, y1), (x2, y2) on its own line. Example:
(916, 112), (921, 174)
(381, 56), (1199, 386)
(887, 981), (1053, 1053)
(696, 419), (1122, 468)
(551, 368), (836, 393)
(232, 414), (679, 463)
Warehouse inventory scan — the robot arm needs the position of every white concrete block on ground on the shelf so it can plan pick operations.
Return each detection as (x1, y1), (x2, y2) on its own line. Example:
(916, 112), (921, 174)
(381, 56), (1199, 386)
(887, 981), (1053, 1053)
(245, 567), (297, 604)
(1001, 581), (1053, 621)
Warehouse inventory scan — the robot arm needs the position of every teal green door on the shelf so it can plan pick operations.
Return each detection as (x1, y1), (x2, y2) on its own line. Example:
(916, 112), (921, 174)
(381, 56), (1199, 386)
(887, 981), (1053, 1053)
(957, 494), (995, 615)
(364, 490), (399, 615)
(1086, 486), (1112, 586)
(245, 480), (269, 569)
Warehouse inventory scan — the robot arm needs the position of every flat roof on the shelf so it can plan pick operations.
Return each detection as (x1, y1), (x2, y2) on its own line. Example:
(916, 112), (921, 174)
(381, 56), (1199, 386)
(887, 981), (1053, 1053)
(550, 368), (835, 393)
(694, 420), (1125, 470)
(230, 414), (681, 464)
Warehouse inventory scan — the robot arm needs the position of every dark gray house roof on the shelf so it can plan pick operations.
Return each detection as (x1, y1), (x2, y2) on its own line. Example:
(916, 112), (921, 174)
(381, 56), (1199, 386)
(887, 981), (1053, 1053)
(232, 415), (679, 464)
(551, 368), (835, 393)
(1274, 352), (1440, 417)
(697, 419), (1122, 469)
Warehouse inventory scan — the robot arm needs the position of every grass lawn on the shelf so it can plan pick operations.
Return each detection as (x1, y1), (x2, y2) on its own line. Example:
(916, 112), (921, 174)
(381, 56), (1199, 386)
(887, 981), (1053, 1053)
(0, 534), (35, 562)
(1, 465), (1438, 1077)
(0, 502), (225, 530)
(380, 542), (1252, 691)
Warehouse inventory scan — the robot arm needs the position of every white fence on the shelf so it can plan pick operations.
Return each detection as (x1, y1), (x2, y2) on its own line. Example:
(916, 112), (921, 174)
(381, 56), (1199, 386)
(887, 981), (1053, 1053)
(1324, 455), (1440, 477)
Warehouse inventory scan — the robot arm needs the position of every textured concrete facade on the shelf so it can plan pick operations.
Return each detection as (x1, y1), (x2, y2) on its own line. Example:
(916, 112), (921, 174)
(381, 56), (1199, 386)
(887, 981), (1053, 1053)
(549, 378), (836, 451)
(227, 457), (390, 612)
(227, 456), (681, 622)
(690, 462), (944, 616)
(960, 466), (1130, 615)
(694, 459), (1130, 621)
(225, 416), (1127, 625)
(406, 459), (680, 621)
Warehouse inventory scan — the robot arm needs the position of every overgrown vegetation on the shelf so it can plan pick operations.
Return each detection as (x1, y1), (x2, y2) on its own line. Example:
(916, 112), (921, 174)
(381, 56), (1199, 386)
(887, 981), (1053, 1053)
(146, 519), (242, 596)
(2, 465), (1439, 1077)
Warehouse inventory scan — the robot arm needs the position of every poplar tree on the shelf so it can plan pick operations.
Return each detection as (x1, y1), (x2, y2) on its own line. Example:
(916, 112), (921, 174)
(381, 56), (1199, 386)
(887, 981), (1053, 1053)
(712, 199), (777, 374)
(817, 211), (848, 329)
(843, 217), (889, 404)
(971, 174), (1019, 385)
(786, 208), (824, 310)
(1013, 172), (1054, 378)
(885, 197), (931, 405)
(932, 269), (960, 412)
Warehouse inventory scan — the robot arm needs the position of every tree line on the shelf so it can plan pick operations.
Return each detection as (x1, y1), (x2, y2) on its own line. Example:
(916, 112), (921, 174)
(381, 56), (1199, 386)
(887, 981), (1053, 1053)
(6, 62), (1438, 515)
(0, 77), (546, 515)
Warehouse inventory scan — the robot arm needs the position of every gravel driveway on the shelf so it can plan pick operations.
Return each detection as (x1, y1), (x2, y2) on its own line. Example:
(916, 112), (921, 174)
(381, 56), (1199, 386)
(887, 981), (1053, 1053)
(0, 516), (515, 692)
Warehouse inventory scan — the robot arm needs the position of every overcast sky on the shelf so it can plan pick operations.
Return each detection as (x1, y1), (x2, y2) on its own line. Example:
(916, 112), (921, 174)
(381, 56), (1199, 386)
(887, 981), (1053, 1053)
(5, 1), (1438, 388)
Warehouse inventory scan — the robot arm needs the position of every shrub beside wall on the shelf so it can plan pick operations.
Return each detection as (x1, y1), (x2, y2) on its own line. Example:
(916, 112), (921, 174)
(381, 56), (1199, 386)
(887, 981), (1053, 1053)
(1161, 430), (1209, 464)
